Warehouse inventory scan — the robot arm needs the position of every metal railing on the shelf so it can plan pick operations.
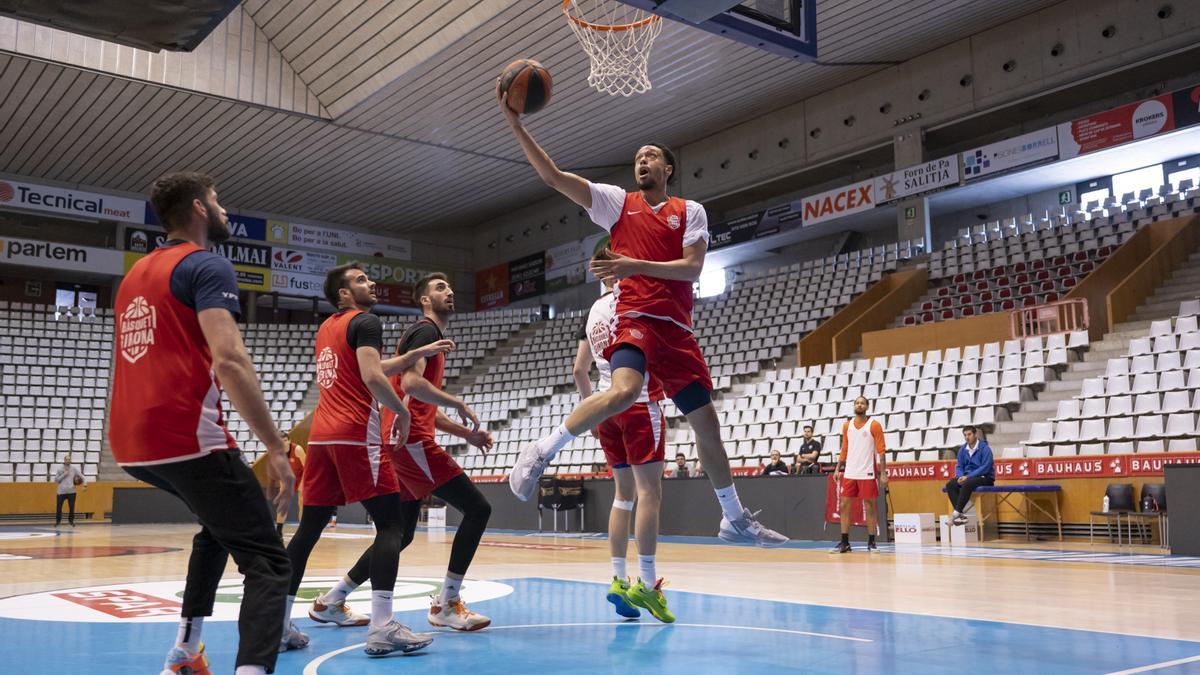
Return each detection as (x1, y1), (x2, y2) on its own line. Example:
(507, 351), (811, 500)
(1010, 298), (1089, 339)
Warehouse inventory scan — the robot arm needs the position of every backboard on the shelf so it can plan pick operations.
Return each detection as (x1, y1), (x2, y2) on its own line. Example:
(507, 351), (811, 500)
(617, 0), (817, 60)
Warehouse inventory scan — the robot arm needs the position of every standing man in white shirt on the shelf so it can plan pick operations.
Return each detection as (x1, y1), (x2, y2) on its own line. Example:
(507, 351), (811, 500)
(830, 397), (887, 554)
(53, 454), (86, 527)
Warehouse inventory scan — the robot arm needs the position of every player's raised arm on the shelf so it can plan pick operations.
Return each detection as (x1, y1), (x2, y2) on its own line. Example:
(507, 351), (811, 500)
(499, 88), (592, 209)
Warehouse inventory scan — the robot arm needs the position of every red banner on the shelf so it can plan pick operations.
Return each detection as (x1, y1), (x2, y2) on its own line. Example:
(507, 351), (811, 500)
(1058, 93), (1175, 158)
(823, 474), (869, 526)
(372, 282), (415, 307)
(886, 453), (1200, 481)
(475, 263), (509, 310)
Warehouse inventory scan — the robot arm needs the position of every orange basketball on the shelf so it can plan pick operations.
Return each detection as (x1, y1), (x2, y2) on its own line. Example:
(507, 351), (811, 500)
(499, 59), (552, 115)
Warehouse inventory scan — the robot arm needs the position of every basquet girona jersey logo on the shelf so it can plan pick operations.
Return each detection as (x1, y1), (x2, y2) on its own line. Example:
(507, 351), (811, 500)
(316, 347), (338, 389)
(119, 296), (157, 364)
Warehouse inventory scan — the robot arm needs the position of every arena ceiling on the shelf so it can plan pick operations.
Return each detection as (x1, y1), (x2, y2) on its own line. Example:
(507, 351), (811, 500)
(0, 0), (1064, 235)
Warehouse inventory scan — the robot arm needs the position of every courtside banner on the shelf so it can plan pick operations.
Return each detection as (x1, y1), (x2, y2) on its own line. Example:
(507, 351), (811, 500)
(884, 453), (1200, 481)
(709, 202), (802, 251)
(874, 155), (960, 204)
(475, 262), (509, 310)
(271, 248), (337, 276)
(962, 127), (1059, 179)
(0, 236), (125, 275)
(0, 178), (142, 223)
(270, 270), (324, 297)
(290, 222), (411, 260)
(1058, 93), (1175, 158)
(801, 180), (875, 227)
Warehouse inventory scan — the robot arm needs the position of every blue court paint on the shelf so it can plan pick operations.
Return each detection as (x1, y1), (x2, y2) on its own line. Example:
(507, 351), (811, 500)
(2, 577), (1197, 674)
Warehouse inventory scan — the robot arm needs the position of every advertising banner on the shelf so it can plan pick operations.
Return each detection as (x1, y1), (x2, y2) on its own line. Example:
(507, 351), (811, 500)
(874, 155), (960, 204)
(270, 270), (325, 298)
(508, 251), (546, 301)
(271, 248), (337, 276)
(0, 178), (143, 223)
(1057, 93), (1175, 158)
(801, 180), (875, 227)
(0, 236), (125, 275)
(372, 283), (416, 308)
(882, 453), (1200, 482)
(475, 263), (509, 310)
(545, 232), (609, 292)
(1172, 84), (1200, 129)
(233, 265), (271, 293)
(962, 127), (1059, 179)
(290, 222), (411, 260)
(709, 202), (803, 251)
(210, 240), (271, 268)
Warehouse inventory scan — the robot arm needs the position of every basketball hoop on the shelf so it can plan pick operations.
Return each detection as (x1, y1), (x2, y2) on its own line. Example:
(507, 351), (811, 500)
(563, 0), (662, 97)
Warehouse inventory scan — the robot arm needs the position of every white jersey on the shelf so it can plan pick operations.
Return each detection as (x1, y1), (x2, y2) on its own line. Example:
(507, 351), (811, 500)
(584, 292), (651, 403)
(840, 417), (885, 480)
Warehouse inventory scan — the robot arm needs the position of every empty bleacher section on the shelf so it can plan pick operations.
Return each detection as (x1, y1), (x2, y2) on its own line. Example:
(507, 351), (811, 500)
(456, 244), (919, 478)
(0, 302), (110, 482)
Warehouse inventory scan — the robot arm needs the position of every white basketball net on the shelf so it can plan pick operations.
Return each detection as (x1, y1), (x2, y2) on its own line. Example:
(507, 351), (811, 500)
(563, 0), (663, 97)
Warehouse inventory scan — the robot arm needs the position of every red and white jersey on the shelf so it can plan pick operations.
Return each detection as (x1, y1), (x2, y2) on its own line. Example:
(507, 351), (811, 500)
(109, 243), (236, 465)
(309, 310), (382, 446)
(839, 417), (886, 480)
(586, 182), (709, 331)
(584, 291), (663, 403)
(382, 318), (444, 446)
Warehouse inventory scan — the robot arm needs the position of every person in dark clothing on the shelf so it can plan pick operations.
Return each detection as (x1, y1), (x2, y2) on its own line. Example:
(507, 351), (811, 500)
(794, 426), (822, 474)
(761, 450), (789, 476)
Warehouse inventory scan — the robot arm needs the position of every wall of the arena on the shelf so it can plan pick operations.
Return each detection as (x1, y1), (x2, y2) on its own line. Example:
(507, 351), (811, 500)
(677, 0), (1200, 200)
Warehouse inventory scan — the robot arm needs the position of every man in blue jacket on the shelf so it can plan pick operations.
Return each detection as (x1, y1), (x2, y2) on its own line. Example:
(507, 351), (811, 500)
(946, 426), (994, 525)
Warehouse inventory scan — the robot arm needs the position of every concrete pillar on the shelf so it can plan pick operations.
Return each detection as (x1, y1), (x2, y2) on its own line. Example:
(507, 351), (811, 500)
(893, 128), (931, 249)
(245, 291), (257, 323)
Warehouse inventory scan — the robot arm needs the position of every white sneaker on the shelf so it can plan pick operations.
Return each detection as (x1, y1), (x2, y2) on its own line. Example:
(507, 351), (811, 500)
(309, 597), (369, 627)
(508, 442), (550, 502)
(428, 596), (491, 632)
(279, 620), (309, 652)
(364, 620), (433, 657)
(718, 508), (789, 547)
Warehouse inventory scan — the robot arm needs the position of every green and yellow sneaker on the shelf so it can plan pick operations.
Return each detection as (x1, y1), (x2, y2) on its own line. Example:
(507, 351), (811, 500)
(627, 578), (675, 624)
(606, 576), (641, 618)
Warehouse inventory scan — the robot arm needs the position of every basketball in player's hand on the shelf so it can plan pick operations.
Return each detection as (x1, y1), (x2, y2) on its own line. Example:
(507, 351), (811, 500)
(498, 59), (552, 115)
(73, 475), (84, 486)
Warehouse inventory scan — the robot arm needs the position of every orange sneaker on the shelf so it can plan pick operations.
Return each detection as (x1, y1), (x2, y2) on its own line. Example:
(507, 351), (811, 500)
(160, 643), (211, 675)
(428, 596), (491, 631)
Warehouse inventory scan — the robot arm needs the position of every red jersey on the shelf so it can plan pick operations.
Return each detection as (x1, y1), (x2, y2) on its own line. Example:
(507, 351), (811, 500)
(109, 243), (236, 465)
(382, 318), (444, 445)
(609, 192), (695, 330)
(309, 310), (382, 446)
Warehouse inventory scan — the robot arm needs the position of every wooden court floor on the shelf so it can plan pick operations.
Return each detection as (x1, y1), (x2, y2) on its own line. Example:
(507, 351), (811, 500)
(2, 523), (1199, 673)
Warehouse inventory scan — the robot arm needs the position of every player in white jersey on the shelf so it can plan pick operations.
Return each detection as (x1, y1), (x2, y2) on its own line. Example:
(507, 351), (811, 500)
(830, 396), (888, 554)
(572, 257), (673, 622)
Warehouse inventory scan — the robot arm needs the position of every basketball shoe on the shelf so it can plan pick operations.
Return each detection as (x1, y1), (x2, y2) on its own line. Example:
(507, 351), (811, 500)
(508, 442), (550, 502)
(627, 578), (675, 624)
(828, 541), (852, 554)
(160, 644), (210, 675)
(718, 508), (789, 547)
(309, 598), (369, 627)
(606, 576), (640, 619)
(364, 620), (433, 657)
(279, 621), (309, 652)
(428, 596), (491, 631)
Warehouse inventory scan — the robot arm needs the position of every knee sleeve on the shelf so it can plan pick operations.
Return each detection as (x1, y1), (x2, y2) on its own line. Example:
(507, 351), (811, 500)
(612, 499), (635, 511)
(610, 345), (647, 376)
(672, 380), (712, 415)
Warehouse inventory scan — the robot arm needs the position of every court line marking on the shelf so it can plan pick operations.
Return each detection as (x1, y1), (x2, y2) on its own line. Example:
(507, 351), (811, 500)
(302, 621), (871, 673)
(1105, 654), (1200, 674)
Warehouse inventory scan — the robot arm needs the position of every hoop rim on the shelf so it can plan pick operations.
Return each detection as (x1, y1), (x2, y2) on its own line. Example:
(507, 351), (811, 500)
(562, 0), (661, 32)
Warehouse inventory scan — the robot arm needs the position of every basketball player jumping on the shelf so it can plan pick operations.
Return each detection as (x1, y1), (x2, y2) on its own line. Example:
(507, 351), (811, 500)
(500, 92), (787, 547)
(111, 172), (294, 675)
(381, 273), (494, 632)
(573, 254), (674, 622)
(283, 262), (449, 657)
(830, 396), (888, 554)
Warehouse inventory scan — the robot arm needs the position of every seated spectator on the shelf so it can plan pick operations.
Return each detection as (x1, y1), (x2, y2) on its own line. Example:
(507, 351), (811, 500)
(761, 450), (789, 476)
(794, 426), (822, 474)
(670, 453), (690, 478)
(945, 425), (995, 525)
